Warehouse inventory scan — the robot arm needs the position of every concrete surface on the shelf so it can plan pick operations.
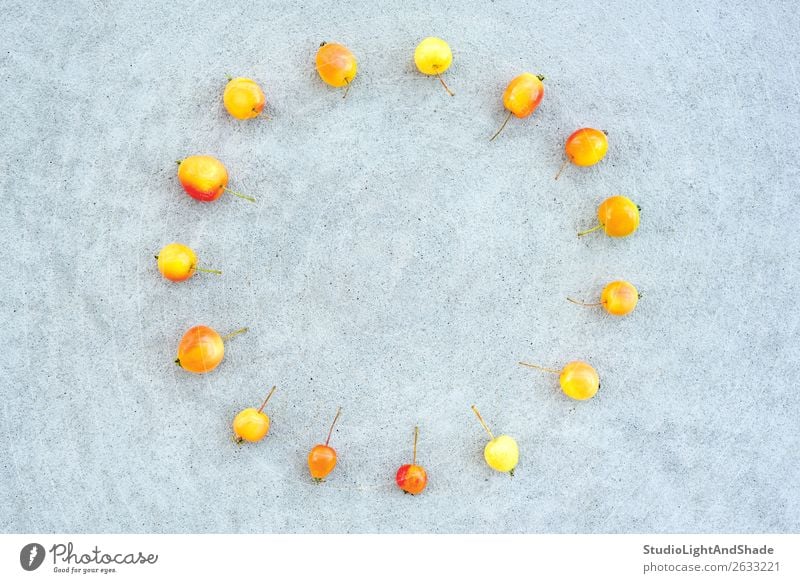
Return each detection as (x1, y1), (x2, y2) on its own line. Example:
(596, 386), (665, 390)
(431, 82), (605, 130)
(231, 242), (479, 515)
(1, 0), (799, 534)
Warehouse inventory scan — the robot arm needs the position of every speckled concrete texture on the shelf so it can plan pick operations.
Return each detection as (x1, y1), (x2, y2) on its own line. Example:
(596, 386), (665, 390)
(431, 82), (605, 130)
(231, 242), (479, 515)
(1, 0), (799, 533)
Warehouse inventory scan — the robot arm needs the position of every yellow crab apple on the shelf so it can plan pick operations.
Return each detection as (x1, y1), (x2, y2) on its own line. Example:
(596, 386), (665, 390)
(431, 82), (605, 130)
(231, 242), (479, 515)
(414, 37), (454, 96)
(155, 243), (221, 282)
(223, 77), (266, 120)
(233, 386), (277, 443)
(471, 405), (519, 475)
(568, 280), (640, 316)
(519, 361), (600, 401)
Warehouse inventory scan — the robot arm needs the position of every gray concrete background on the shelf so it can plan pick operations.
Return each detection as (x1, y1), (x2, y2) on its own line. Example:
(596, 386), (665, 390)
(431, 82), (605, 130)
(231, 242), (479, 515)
(1, 0), (798, 533)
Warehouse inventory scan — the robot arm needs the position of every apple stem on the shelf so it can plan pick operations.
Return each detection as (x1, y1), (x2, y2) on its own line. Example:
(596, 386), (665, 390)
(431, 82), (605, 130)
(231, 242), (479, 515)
(221, 327), (248, 342)
(518, 361), (560, 375)
(223, 187), (256, 203)
(196, 267), (222, 275)
(471, 405), (494, 440)
(325, 407), (342, 446)
(577, 224), (603, 237)
(342, 78), (351, 99)
(412, 425), (419, 464)
(489, 111), (513, 142)
(567, 297), (604, 307)
(257, 385), (277, 414)
(554, 159), (569, 181)
(436, 73), (454, 97)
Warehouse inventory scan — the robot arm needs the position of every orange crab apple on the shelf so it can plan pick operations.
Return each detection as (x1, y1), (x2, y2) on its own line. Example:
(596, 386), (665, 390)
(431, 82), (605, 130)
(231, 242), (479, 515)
(568, 280), (640, 316)
(579, 195), (640, 238)
(490, 72), (545, 141)
(316, 42), (358, 97)
(176, 155), (255, 203)
(555, 128), (609, 180)
(308, 407), (342, 482)
(174, 325), (248, 374)
(155, 243), (221, 282)
(232, 386), (276, 443)
(519, 360), (600, 401)
(395, 426), (427, 495)
(223, 77), (266, 120)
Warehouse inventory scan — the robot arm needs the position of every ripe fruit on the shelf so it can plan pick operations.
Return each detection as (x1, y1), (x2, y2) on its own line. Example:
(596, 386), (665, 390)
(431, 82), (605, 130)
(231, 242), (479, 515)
(395, 426), (427, 495)
(555, 128), (609, 180)
(490, 72), (545, 141)
(414, 37), (454, 96)
(519, 361), (600, 401)
(579, 195), (640, 238)
(223, 77), (266, 120)
(233, 386), (276, 443)
(155, 243), (221, 282)
(471, 405), (518, 475)
(568, 280), (640, 316)
(316, 42), (358, 97)
(177, 155), (255, 203)
(174, 325), (248, 374)
(308, 407), (342, 482)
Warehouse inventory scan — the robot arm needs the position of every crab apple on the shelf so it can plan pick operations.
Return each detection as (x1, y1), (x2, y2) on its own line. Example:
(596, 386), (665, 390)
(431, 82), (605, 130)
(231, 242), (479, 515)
(555, 128), (609, 180)
(176, 155), (255, 203)
(223, 77), (266, 120)
(174, 325), (247, 374)
(395, 426), (427, 495)
(568, 280), (640, 316)
(308, 407), (342, 482)
(233, 386), (276, 443)
(579, 195), (640, 238)
(519, 361), (600, 401)
(490, 72), (545, 141)
(316, 42), (358, 97)
(155, 243), (221, 282)
(471, 405), (519, 475)
(414, 37), (454, 96)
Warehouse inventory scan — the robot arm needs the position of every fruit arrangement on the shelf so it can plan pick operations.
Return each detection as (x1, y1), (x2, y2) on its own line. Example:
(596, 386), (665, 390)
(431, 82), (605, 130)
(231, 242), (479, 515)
(155, 37), (643, 488)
